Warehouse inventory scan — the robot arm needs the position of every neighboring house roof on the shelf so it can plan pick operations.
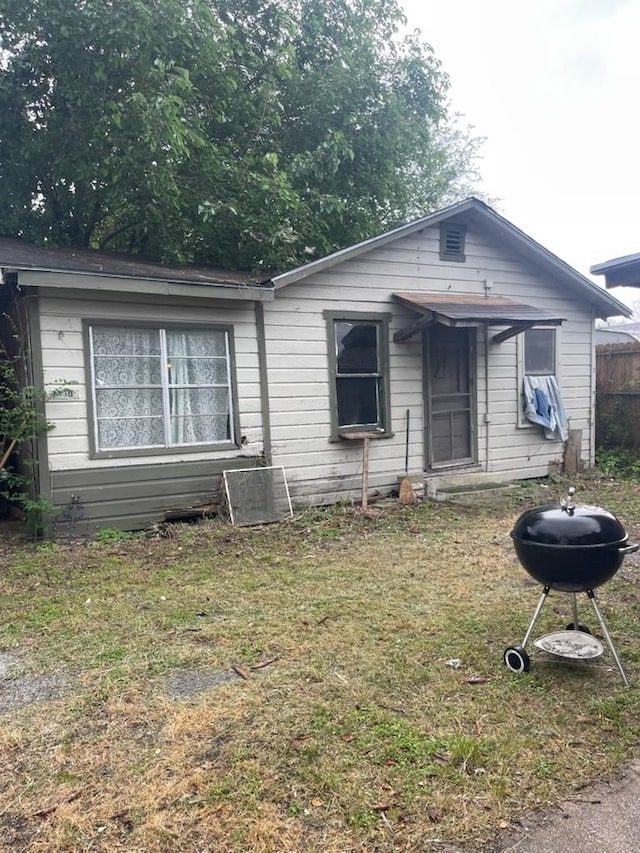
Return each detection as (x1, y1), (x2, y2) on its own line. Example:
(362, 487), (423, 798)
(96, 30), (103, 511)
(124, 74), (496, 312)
(272, 197), (631, 319)
(594, 327), (640, 344)
(0, 236), (272, 290)
(591, 253), (640, 288)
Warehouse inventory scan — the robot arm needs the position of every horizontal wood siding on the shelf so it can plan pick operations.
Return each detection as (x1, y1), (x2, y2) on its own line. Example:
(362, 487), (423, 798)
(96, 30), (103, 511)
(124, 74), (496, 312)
(38, 292), (263, 531)
(49, 457), (255, 535)
(265, 221), (596, 503)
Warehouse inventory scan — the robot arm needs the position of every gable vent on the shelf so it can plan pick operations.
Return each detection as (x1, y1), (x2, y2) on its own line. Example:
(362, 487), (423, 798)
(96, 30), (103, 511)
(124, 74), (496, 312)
(440, 223), (466, 262)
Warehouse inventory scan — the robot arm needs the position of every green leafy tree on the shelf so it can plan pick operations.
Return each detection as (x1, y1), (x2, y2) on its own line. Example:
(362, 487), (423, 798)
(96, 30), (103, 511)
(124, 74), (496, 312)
(0, 0), (485, 269)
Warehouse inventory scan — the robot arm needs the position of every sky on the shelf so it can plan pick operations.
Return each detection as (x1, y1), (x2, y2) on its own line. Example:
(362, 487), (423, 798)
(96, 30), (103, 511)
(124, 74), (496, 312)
(399, 0), (640, 314)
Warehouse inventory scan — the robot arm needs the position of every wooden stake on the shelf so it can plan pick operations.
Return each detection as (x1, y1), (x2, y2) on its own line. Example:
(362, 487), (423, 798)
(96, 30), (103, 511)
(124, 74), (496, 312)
(361, 436), (370, 509)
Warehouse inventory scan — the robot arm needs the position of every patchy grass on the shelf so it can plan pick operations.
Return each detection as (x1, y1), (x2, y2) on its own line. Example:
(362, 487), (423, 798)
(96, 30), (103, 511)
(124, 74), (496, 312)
(2, 476), (640, 851)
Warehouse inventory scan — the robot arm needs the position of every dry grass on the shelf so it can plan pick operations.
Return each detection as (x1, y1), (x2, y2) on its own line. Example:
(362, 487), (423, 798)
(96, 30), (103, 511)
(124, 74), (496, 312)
(2, 476), (640, 852)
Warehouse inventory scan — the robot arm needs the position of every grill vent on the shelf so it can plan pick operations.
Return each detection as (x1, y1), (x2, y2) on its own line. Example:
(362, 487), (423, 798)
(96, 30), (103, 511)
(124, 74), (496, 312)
(440, 223), (466, 261)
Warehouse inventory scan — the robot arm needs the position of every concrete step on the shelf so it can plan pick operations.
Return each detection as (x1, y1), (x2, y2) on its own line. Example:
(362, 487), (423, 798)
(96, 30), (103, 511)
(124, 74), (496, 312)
(434, 482), (516, 503)
(424, 472), (515, 503)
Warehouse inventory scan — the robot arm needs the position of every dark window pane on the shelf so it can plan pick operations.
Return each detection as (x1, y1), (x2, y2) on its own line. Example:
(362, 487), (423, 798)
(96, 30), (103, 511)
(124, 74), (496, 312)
(336, 377), (379, 427)
(525, 329), (555, 374)
(336, 322), (378, 374)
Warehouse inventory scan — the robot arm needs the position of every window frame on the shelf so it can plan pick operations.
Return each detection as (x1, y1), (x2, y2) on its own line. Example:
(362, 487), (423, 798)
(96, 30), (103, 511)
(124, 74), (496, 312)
(324, 310), (392, 441)
(84, 320), (241, 459)
(517, 325), (560, 429)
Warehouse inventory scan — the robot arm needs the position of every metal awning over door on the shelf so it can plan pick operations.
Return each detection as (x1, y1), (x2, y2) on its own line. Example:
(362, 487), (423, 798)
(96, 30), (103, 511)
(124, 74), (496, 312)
(393, 292), (565, 343)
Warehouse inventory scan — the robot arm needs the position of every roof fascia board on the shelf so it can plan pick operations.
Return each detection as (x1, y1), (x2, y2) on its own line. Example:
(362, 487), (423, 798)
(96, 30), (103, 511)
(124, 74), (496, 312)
(271, 198), (478, 289)
(15, 269), (275, 301)
(591, 253), (640, 276)
(476, 209), (631, 318)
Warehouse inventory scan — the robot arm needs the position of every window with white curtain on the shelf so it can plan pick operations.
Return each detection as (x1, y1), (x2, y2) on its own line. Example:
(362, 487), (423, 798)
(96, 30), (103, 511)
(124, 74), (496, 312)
(89, 325), (235, 451)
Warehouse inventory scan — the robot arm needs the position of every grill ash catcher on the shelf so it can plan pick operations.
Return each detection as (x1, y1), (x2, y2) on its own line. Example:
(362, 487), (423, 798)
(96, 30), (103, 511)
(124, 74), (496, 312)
(504, 486), (639, 686)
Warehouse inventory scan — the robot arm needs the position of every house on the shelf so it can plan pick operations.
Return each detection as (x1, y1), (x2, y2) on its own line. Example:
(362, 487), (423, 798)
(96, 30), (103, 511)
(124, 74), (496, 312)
(0, 240), (272, 532)
(591, 253), (640, 289)
(0, 198), (630, 533)
(594, 326), (640, 345)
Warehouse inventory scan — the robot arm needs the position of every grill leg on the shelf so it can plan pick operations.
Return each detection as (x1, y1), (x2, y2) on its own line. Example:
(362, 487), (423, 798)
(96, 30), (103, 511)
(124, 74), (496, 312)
(587, 589), (630, 688)
(571, 593), (579, 631)
(522, 586), (550, 649)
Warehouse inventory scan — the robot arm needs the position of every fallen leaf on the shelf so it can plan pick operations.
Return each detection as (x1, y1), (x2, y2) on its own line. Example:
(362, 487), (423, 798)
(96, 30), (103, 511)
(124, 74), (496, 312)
(232, 666), (250, 680)
(427, 805), (441, 823)
(310, 798), (322, 807)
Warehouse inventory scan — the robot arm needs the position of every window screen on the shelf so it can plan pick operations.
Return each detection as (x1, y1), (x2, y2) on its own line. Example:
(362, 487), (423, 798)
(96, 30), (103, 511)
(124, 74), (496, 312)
(524, 328), (556, 375)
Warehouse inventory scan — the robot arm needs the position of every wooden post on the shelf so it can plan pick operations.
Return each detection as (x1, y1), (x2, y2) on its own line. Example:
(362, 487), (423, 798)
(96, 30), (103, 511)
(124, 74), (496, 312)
(361, 436), (370, 509)
(563, 429), (582, 476)
(338, 431), (379, 509)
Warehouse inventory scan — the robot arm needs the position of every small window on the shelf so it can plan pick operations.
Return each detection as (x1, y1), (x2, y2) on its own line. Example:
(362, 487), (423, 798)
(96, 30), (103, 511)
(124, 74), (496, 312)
(326, 313), (391, 438)
(439, 223), (466, 262)
(524, 328), (556, 375)
(89, 324), (235, 452)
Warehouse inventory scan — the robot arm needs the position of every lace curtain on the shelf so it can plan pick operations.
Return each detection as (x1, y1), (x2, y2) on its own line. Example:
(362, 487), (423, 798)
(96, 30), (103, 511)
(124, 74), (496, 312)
(92, 326), (231, 450)
(166, 329), (230, 445)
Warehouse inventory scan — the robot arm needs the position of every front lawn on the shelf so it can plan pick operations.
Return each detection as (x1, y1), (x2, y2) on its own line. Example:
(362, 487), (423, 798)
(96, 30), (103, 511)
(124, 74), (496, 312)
(2, 477), (640, 852)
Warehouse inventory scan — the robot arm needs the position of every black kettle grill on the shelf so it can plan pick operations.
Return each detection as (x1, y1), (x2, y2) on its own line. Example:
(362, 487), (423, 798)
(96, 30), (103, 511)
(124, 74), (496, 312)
(504, 486), (639, 685)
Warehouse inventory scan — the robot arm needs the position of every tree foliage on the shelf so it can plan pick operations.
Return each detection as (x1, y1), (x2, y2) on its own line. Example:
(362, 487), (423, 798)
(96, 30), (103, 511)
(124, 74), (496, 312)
(0, 0), (485, 269)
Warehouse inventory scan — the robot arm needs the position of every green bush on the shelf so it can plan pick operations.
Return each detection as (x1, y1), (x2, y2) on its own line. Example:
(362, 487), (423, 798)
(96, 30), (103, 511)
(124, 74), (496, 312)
(595, 448), (640, 479)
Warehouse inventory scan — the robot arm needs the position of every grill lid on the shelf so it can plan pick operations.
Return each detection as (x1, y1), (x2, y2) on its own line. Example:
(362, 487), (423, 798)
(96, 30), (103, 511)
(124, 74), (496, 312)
(511, 501), (627, 547)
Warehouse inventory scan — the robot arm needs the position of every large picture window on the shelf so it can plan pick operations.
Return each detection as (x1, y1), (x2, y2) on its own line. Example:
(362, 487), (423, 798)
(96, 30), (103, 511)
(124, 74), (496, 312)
(325, 312), (391, 438)
(89, 325), (235, 452)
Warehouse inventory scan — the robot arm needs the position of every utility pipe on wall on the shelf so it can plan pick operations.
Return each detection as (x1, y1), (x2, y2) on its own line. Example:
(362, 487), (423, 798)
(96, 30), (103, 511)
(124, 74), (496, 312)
(484, 325), (491, 472)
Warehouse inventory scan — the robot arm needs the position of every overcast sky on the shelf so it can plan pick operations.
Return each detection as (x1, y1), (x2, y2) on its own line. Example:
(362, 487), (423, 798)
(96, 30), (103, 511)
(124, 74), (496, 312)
(400, 0), (640, 312)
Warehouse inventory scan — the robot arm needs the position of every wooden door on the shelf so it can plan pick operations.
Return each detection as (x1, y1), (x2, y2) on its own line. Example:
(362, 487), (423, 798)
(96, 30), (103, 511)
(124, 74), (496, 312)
(424, 325), (474, 467)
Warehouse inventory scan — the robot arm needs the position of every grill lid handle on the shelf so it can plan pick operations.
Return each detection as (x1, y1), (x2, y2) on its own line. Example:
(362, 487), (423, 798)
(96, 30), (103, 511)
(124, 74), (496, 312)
(561, 485), (576, 515)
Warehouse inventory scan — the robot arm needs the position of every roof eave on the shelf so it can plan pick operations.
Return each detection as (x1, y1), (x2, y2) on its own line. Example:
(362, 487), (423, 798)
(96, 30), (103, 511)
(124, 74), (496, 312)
(271, 198), (479, 289)
(272, 197), (631, 319)
(10, 268), (275, 301)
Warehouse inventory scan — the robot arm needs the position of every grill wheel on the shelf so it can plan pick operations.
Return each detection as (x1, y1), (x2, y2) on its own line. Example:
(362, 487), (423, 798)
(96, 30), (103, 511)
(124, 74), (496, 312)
(503, 645), (531, 674)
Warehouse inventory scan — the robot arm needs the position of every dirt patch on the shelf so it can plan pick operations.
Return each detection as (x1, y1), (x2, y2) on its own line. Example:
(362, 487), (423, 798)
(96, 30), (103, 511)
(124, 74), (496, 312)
(164, 669), (241, 699)
(0, 652), (70, 714)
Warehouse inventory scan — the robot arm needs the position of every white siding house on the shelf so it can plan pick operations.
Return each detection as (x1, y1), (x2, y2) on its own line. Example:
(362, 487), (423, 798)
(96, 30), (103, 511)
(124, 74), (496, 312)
(265, 199), (629, 504)
(0, 198), (630, 532)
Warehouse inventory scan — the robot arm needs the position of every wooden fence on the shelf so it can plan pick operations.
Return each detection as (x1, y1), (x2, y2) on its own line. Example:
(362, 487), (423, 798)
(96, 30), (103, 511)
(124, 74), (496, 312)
(596, 341), (640, 450)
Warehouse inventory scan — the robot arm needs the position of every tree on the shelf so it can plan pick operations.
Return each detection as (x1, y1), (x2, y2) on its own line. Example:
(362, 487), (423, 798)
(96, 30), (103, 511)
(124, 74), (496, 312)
(0, 0), (485, 269)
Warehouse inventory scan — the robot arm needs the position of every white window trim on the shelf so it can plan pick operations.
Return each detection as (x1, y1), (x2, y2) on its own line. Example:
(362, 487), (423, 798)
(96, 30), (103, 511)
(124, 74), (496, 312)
(516, 326), (560, 429)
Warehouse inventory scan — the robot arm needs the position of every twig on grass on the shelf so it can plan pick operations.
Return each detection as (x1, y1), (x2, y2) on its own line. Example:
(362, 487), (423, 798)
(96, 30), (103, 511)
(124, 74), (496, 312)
(33, 790), (82, 818)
